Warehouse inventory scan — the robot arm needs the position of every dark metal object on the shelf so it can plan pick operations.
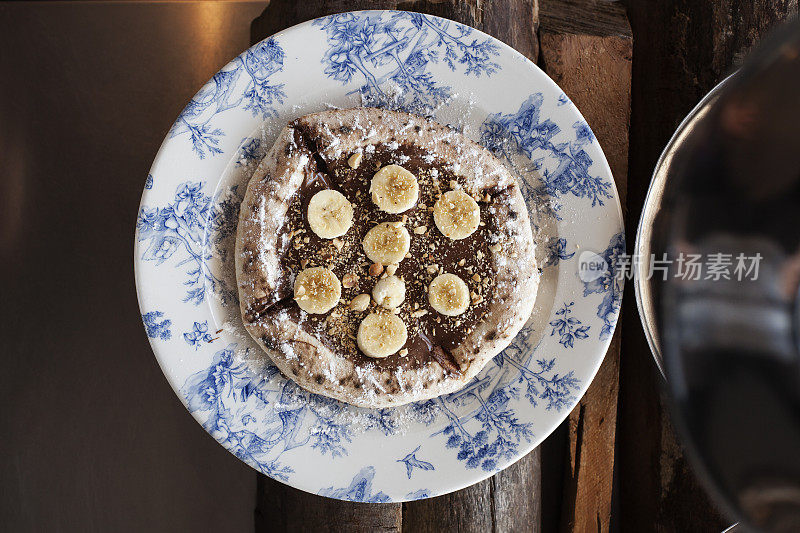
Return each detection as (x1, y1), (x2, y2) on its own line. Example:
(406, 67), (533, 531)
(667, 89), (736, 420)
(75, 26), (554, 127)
(636, 19), (800, 532)
(635, 73), (735, 376)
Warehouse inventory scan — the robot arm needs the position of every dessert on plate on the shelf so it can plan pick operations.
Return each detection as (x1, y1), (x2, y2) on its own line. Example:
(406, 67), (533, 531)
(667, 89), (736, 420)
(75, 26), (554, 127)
(235, 107), (538, 408)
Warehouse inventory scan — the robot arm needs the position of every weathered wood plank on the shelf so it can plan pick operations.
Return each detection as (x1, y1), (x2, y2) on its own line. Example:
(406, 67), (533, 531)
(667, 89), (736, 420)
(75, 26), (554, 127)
(402, 449), (541, 533)
(401, 479), (494, 532)
(396, 0), (541, 529)
(491, 448), (543, 533)
(250, 1), (540, 531)
(618, 0), (797, 530)
(539, 2), (632, 531)
(256, 477), (402, 532)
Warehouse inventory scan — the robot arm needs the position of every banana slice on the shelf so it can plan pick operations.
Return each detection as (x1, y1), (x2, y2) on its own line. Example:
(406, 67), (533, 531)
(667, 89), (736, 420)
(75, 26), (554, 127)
(433, 190), (480, 240)
(293, 267), (341, 314)
(362, 222), (411, 265)
(307, 189), (354, 239)
(428, 273), (470, 316)
(357, 312), (408, 358)
(372, 275), (406, 310)
(370, 165), (419, 213)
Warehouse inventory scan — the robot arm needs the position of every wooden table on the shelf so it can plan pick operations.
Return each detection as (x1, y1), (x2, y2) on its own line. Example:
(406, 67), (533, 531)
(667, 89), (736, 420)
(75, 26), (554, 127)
(250, 1), (797, 531)
(2, 1), (794, 531)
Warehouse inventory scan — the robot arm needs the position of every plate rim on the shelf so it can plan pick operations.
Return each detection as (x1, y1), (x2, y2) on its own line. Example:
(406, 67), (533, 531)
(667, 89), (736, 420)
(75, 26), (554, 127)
(134, 9), (625, 502)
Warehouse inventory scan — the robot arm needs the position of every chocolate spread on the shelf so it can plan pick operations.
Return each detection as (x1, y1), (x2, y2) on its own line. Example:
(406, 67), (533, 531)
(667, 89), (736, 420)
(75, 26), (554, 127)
(265, 124), (503, 373)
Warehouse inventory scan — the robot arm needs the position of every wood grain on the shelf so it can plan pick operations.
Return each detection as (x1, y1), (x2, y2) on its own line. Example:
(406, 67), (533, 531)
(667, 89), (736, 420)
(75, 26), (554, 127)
(618, 0), (797, 530)
(491, 448), (543, 533)
(539, 2), (631, 531)
(402, 449), (542, 532)
(401, 476), (495, 532)
(256, 477), (402, 532)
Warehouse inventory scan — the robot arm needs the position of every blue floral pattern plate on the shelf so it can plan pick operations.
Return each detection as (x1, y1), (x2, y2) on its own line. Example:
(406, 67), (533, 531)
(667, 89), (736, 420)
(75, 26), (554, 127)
(135, 10), (623, 502)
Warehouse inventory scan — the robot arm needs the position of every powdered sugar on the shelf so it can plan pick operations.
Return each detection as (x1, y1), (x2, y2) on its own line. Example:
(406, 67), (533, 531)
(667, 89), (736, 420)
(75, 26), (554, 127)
(235, 107), (539, 408)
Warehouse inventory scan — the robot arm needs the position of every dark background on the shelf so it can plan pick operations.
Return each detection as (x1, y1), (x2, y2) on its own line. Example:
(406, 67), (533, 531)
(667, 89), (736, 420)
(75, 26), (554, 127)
(0, 1), (796, 531)
(0, 3), (263, 531)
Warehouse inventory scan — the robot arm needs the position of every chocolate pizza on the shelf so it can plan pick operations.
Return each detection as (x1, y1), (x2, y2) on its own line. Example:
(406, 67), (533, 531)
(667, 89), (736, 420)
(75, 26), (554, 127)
(235, 108), (539, 408)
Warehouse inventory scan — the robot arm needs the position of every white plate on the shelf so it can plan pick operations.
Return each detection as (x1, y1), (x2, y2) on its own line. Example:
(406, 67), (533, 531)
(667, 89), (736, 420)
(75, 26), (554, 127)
(135, 10), (624, 502)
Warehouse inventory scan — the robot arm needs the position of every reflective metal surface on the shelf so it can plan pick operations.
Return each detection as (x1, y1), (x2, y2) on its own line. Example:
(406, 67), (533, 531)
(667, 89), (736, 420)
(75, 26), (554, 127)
(635, 73), (735, 376)
(636, 20), (800, 532)
(0, 2), (266, 530)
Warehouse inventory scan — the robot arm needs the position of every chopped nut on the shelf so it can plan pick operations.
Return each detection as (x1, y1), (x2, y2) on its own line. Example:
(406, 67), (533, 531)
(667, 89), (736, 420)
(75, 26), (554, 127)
(490, 243), (502, 253)
(347, 152), (363, 169)
(472, 273), (481, 282)
(350, 293), (370, 312)
(477, 251), (484, 259)
(405, 253), (412, 259)
(300, 258), (309, 269)
(399, 348), (409, 357)
(332, 238), (344, 251)
(413, 226), (427, 235)
(385, 264), (398, 276)
(426, 264), (439, 274)
(458, 258), (466, 267)
(253, 288), (267, 298)
(369, 263), (384, 277)
(472, 295), (484, 305)
(303, 236), (310, 243)
(342, 273), (358, 288)
(483, 193), (492, 203)
(411, 309), (428, 318)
